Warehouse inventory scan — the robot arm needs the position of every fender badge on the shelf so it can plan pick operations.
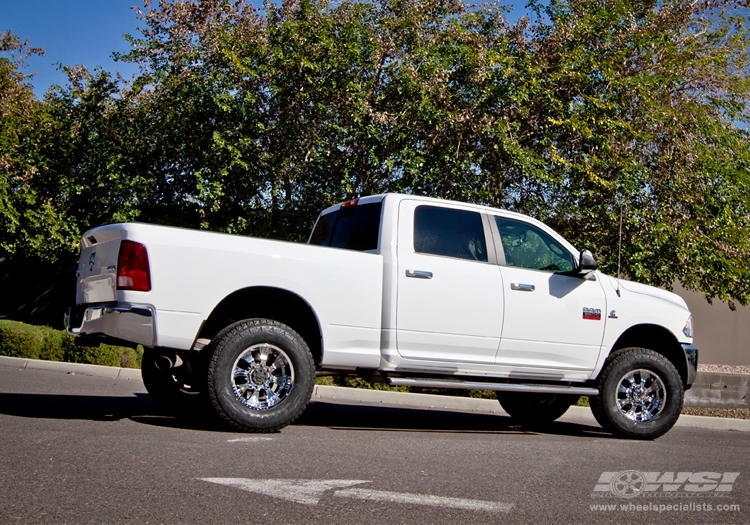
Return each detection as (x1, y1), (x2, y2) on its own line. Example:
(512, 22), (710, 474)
(583, 307), (601, 320)
(608, 310), (618, 319)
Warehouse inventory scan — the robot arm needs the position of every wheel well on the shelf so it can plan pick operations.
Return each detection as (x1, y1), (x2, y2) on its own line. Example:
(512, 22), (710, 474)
(610, 324), (687, 385)
(197, 287), (323, 365)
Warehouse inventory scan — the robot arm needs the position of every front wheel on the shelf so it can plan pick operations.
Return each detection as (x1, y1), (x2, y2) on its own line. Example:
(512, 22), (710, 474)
(206, 319), (315, 433)
(590, 347), (683, 440)
(496, 392), (579, 425)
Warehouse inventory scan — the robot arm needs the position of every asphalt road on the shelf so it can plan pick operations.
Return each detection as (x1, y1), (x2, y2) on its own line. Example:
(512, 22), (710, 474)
(0, 366), (747, 524)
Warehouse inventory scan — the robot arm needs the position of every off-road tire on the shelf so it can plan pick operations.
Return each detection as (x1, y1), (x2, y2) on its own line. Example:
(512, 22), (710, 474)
(590, 347), (683, 440)
(496, 392), (579, 425)
(206, 319), (315, 433)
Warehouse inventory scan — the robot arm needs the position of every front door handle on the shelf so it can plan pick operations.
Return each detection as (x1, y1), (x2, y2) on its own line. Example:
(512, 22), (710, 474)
(510, 283), (535, 291)
(406, 269), (433, 279)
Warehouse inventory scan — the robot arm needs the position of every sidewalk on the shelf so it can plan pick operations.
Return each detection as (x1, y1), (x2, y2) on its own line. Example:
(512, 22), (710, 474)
(2, 355), (749, 432)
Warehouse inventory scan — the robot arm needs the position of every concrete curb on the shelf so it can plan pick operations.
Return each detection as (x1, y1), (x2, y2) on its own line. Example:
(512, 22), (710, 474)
(2, 356), (749, 432)
(0, 355), (142, 380)
(670, 413), (750, 432)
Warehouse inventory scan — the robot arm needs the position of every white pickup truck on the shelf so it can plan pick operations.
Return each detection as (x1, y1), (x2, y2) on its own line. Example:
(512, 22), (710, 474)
(66, 193), (698, 439)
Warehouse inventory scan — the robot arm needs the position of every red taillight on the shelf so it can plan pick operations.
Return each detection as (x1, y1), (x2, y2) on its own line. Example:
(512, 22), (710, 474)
(340, 198), (359, 208)
(117, 240), (151, 291)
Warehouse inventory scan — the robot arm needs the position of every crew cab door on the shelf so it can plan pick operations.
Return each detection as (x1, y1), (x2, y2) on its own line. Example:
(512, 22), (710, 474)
(395, 200), (504, 364)
(491, 215), (606, 372)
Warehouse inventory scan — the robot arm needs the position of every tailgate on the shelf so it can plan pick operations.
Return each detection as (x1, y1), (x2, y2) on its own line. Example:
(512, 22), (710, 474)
(75, 225), (124, 305)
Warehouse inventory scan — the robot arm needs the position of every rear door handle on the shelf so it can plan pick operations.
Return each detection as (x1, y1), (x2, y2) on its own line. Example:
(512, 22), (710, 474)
(510, 283), (535, 291)
(406, 269), (433, 279)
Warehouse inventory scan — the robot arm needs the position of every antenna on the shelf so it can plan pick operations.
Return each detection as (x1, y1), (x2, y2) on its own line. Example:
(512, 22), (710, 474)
(616, 203), (623, 297)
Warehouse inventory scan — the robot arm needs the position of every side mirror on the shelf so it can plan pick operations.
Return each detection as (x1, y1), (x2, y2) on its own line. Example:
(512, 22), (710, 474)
(578, 249), (598, 272)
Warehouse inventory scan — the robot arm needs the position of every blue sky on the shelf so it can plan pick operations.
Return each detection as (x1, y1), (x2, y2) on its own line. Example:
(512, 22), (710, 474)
(2, 1), (147, 97)
(3, 0), (529, 99)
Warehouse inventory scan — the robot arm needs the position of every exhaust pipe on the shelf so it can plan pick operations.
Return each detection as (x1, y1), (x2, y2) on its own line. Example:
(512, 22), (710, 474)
(154, 355), (175, 370)
(154, 353), (184, 370)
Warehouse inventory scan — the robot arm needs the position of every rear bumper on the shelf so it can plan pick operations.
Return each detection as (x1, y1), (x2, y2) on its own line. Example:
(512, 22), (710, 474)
(66, 303), (156, 347)
(682, 343), (698, 388)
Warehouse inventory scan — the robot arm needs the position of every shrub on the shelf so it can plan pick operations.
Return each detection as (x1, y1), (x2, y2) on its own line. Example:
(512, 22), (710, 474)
(0, 319), (142, 368)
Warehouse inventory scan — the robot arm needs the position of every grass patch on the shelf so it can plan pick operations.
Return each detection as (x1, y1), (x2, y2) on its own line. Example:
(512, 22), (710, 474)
(315, 375), (408, 392)
(0, 319), (143, 369)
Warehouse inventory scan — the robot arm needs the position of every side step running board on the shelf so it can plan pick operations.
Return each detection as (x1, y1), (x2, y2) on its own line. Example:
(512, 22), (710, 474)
(388, 377), (599, 396)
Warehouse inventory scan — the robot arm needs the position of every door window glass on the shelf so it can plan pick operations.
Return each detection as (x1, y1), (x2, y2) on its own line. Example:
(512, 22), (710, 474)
(495, 216), (575, 272)
(414, 205), (487, 261)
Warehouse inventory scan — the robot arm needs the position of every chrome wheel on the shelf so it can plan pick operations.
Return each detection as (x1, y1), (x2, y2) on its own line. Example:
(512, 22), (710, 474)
(616, 368), (666, 423)
(231, 343), (294, 410)
(592, 348), (683, 439)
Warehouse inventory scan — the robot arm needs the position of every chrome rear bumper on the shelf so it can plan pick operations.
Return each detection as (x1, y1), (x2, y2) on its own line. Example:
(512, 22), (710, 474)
(66, 303), (155, 347)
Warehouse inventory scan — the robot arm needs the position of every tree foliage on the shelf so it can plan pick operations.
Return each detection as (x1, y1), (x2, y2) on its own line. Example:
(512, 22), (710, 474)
(0, 31), (63, 259)
(1, 0), (749, 305)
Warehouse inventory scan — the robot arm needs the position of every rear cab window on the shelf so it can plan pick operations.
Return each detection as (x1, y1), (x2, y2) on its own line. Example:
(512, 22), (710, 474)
(413, 205), (488, 262)
(308, 197), (383, 252)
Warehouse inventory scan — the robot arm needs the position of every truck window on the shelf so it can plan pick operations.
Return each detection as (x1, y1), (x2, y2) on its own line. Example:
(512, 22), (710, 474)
(413, 205), (487, 262)
(495, 216), (575, 272)
(309, 201), (382, 251)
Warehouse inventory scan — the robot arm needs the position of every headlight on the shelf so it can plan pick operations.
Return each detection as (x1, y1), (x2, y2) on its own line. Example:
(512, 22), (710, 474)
(683, 315), (694, 338)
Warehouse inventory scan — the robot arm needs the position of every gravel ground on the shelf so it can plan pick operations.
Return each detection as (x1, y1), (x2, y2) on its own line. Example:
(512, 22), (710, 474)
(698, 364), (750, 374)
(682, 407), (750, 420)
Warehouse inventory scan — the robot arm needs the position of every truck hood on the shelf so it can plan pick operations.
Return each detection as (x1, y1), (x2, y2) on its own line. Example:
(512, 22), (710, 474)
(604, 275), (689, 310)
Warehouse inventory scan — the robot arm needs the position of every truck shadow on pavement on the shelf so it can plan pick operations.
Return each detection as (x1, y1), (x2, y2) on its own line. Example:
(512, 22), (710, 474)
(0, 392), (166, 422)
(0, 391), (237, 432)
(0, 392), (609, 438)
(296, 401), (610, 438)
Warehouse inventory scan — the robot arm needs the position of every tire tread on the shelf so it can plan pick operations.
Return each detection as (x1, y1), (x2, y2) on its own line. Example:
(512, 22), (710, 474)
(206, 318), (315, 433)
(591, 347), (683, 440)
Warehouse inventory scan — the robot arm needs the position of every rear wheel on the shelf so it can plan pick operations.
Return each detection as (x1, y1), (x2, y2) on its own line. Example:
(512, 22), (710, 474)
(496, 392), (579, 425)
(141, 348), (207, 415)
(206, 319), (315, 432)
(590, 347), (683, 440)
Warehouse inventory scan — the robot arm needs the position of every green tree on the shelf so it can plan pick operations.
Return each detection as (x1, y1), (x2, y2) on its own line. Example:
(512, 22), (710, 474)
(499, 0), (750, 306)
(1, 33), (145, 262)
(120, 0), (510, 240)
(3, 0), (749, 307)
(120, 0), (749, 304)
(0, 31), (70, 260)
